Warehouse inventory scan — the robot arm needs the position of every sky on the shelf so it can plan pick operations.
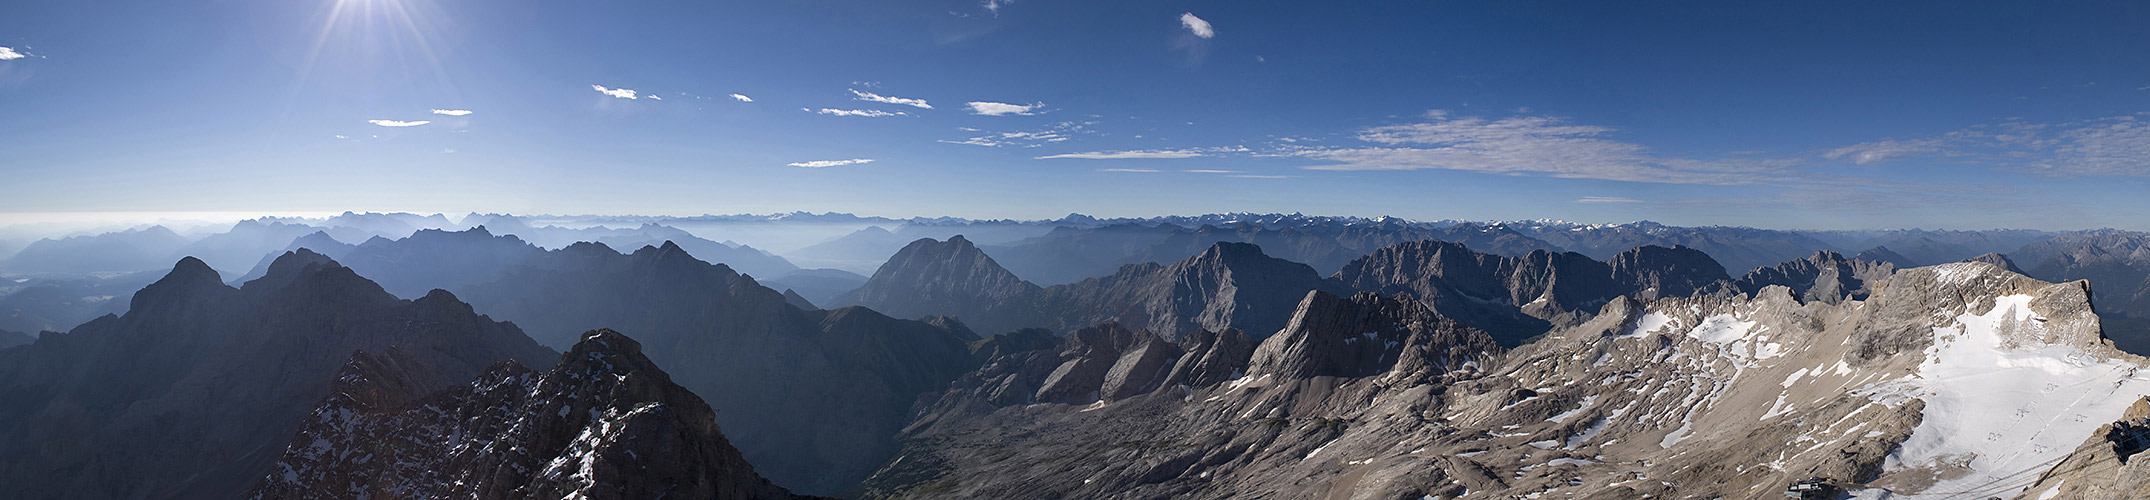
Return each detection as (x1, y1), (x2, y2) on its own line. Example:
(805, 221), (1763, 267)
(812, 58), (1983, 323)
(3, 0), (2150, 230)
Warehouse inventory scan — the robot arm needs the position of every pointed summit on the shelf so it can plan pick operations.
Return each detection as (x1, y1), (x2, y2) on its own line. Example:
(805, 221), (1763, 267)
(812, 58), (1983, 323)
(251, 329), (807, 500)
(835, 236), (1040, 331)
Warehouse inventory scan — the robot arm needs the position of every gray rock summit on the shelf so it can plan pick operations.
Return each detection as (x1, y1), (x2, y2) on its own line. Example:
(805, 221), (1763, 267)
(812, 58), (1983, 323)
(250, 329), (811, 500)
(1732, 250), (1896, 303)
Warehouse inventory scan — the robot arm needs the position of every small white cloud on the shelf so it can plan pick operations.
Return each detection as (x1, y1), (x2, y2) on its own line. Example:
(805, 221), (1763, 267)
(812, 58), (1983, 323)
(592, 84), (639, 99)
(430, 109), (473, 116)
(1821, 138), (1946, 164)
(367, 119), (431, 127)
(788, 158), (875, 168)
(810, 108), (907, 117)
(851, 89), (932, 109)
(985, 0), (1013, 14)
(1102, 168), (1159, 173)
(967, 101), (1044, 116)
(729, 94), (754, 102)
(1575, 196), (1645, 204)
(1180, 13), (1214, 39)
(648, 95), (663, 100)
(0, 47), (24, 60)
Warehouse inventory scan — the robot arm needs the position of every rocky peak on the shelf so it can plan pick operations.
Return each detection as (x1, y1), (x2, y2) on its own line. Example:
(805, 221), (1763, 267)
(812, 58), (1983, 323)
(1734, 249), (1895, 303)
(1961, 251), (2025, 274)
(127, 256), (237, 314)
(1606, 245), (1730, 299)
(1032, 322), (1183, 404)
(1248, 290), (1500, 379)
(251, 328), (807, 500)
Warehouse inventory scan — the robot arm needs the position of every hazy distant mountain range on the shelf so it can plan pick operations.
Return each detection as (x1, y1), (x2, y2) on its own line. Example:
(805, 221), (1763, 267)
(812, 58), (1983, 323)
(12, 212), (2150, 498)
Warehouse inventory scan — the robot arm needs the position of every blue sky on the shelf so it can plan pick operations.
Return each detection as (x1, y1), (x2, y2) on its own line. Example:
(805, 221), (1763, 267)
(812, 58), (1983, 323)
(3, 0), (2149, 229)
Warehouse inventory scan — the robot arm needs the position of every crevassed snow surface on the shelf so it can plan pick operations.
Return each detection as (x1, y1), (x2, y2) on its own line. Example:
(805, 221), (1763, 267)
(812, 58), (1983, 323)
(1874, 294), (2150, 496)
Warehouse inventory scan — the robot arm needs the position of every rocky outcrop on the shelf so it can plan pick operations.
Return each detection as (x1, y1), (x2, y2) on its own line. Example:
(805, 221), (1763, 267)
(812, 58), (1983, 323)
(250, 329), (809, 500)
(1333, 241), (1733, 345)
(1249, 291), (1499, 379)
(0, 253), (556, 500)
(1733, 250), (1896, 303)
(2017, 398), (2150, 500)
(1607, 245), (1730, 299)
(1961, 251), (2025, 274)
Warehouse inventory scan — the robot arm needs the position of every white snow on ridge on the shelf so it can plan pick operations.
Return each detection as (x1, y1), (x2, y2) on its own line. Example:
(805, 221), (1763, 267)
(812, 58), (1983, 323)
(1621, 312), (1674, 339)
(1877, 294), (2150, 496)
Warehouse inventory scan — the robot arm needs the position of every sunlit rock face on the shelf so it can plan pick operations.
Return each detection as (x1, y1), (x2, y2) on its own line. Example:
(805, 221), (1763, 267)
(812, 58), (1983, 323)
(860, 260), (2150, 500)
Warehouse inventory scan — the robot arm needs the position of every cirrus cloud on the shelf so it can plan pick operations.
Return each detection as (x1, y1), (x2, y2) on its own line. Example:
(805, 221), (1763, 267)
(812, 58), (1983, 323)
(367, 119), (430, 127)
(967, 101), (1044, 116)
(809, 108), (907, 117)
(430, 109), (473, 116)
(851, 89), (932, 109)
(788, 158), (875, 168)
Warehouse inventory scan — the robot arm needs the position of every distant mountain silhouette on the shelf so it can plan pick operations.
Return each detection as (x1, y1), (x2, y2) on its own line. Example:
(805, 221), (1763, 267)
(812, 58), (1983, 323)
(2, 225), (190, 273)
(0, 252), (556, 499)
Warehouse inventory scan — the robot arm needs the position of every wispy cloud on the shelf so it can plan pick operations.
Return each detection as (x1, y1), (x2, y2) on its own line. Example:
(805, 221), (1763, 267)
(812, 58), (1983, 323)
(1822, 138), (1946, 164)
(809, 108), (907, 117)
(1185, 169), (1238, 174)
(430, 109), (473, 116)
(984, 0), (1014, 14)
(1808, 116), (2150, 177)
(939, 122), (1092, 147)
(592, 84), (639, 99)
(1289, 110), (1796, 185)
(367, 119), (430, 127)
(1230, 174), (1291, 179)
(851, 89), (932, 109)
(788, 158), (875, 168)
(1036, 146), (1248, 160)
(729, 94), (754, 102)
(967, 101), (1044, 116)
(1575, 196), (1645, 204)
(0, 47), (24, 60)
(1101, 168), (1159, 173)
(1179, 13), (1215, 39)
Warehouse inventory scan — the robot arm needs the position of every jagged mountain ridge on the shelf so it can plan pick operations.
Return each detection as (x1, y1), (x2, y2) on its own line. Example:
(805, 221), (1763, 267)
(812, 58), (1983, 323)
(251, 329), (811, 500)
(0, 251), (556, 500)
(1332, 240), (1733, 345)
(843, 237), (1340, 342)
(1731, 250), (1897, 304)
(859, 260), (2147, 499)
